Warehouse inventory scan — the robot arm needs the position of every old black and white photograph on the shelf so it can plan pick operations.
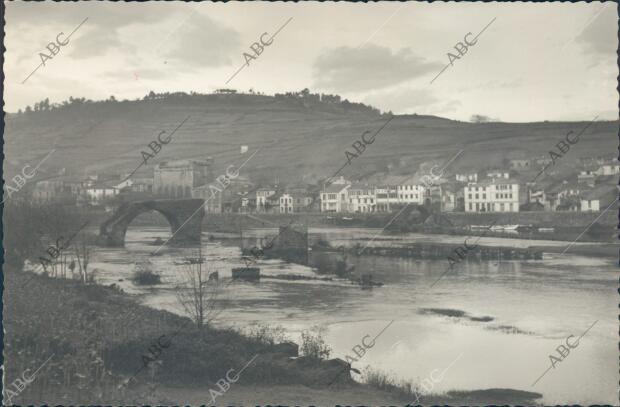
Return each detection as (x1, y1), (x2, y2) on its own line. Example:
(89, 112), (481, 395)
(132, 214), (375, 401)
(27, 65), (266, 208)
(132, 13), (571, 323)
(2, 1), (619, 405)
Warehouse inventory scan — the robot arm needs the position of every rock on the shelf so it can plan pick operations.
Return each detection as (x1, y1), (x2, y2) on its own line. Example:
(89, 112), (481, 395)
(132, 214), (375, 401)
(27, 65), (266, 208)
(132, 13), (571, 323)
(272, 341), (299, 357)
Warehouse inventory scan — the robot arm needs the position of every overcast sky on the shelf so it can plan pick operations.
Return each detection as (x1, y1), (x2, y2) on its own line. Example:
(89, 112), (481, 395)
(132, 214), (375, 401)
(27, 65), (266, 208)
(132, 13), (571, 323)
(4, 1), (618, 122)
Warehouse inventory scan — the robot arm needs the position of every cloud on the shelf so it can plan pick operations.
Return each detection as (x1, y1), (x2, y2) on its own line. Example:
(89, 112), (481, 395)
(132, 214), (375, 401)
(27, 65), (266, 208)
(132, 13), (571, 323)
(575, 6), (617, 62)
(362, 87), (461, 116)
(7, 2), (181, 59)
(69, 28), (127, 59)
(6, 2), (168, 31)
(312, 44), (443, 92)
(103, 68), (170, 81)
(161, 13), (241, 68)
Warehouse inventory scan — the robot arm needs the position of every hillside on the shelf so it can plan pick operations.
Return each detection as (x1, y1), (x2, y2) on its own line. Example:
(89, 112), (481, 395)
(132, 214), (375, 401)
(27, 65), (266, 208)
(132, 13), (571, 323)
(3, 92), (618, 186)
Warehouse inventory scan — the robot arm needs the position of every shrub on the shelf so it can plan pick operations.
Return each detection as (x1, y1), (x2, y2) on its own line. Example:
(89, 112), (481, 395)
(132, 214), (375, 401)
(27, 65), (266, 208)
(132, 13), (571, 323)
(131, 261), (161, 285)
(246, 324), (287, 346)
(299, 326), (331, 360)
(132, 270), (161, 285)
(364, 367), (419, 399)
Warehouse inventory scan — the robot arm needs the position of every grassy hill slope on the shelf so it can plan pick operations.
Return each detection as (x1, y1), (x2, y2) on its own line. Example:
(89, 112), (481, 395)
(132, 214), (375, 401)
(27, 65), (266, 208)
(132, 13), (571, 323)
(4, 93), (618, 186)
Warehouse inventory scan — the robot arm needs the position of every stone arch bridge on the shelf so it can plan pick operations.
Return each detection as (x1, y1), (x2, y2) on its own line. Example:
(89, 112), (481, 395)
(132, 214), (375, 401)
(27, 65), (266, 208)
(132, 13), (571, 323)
(99, 199), (205, 247)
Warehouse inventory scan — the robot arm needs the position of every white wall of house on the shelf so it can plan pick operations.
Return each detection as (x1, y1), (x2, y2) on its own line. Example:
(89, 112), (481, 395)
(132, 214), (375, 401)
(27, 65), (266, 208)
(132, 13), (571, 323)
(464, 183), (519, 212)
(456, 173), (478, 182)
(348, 189), (376, 213)
(580, 199), (600, 212)
(85, 187), (119, 205)
(598, 165), (620, 176)
(256, 190), (276, 211)
(280, 193), (293, 213)
(320, 185), (350, 212)
(375, 187), (398, 212)
(396, 184), (425, 205)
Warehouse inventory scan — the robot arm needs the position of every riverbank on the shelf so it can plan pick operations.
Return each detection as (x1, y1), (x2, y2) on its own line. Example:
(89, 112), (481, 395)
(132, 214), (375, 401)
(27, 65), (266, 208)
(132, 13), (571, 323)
(4, 268), (544, 405)
(204, 212), (614, 244)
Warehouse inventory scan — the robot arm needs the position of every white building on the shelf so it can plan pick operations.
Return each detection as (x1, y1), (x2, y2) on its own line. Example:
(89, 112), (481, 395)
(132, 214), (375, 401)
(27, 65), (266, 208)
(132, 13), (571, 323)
(580, 198), (600, 212)
(597, 163), (620, 176)
(464, 180), (519, 212)
(510, 159), (530, 170)
(348, 185), (376, 213)
(256, 188), (277, 212)
(456, 173), (478, 183)
(375, 186), (398, 212)
(320, 184), (351, 213)
(396, 184), (425, 205)
(280, 193), (294, 213)
(486, 170), (510, 179)
(84, 183), (120, 206)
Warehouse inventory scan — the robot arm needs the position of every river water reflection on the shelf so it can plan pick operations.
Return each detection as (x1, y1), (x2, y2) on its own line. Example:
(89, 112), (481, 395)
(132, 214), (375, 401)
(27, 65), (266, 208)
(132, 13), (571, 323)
(88, 226), (617, 405)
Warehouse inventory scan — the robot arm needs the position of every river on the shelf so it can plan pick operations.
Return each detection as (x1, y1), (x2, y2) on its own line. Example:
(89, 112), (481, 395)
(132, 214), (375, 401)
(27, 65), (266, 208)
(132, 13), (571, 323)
(86, 225), (617, 405)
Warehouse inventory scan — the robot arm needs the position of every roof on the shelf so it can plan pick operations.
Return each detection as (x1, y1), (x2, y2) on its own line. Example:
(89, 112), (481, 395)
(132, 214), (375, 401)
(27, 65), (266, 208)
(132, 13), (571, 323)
(282, 191), (313, 199)
(88, 180), (119, 189)
(547, 180), (579, 193)
(469, 177), (518, 186)
(580, 185), (616, 201)
(440, 183), (461, 192)
(322, 184), (350, 193)
(348, 182), (375, 191)
(267, 192), (284, 200)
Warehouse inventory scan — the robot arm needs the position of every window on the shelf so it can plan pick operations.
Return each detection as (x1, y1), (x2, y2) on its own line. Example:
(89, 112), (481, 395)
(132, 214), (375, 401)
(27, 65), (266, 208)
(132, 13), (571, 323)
(468, 193), (472, 199)
(483, 194), (486, 200)
(475, 193), (479, 199)
(469, 203), (473, 210)
(500, 203), (505, 211)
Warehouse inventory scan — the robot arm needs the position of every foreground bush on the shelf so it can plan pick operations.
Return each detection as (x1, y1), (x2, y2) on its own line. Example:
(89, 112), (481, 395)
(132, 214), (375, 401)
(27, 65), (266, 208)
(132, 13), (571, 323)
(131, 260), (161, 285)
(300, 326), (331, 360)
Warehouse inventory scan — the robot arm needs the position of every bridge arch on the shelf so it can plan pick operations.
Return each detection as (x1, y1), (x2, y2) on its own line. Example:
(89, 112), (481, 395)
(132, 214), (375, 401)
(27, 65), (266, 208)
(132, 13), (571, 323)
(99, 198), (205, 247)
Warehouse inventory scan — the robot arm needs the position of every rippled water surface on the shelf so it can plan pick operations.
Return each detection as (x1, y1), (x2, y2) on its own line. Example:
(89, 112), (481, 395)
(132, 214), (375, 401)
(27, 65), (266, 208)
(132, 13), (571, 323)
(87, 226), (617, 405)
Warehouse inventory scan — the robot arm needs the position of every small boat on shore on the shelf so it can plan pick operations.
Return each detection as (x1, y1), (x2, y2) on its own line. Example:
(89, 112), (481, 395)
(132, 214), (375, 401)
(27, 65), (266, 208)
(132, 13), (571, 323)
(232, 267), (260, 281)
(490, 224), (520, 231)
(354, 273), (384, 289)
(173, 257), (206, 266)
